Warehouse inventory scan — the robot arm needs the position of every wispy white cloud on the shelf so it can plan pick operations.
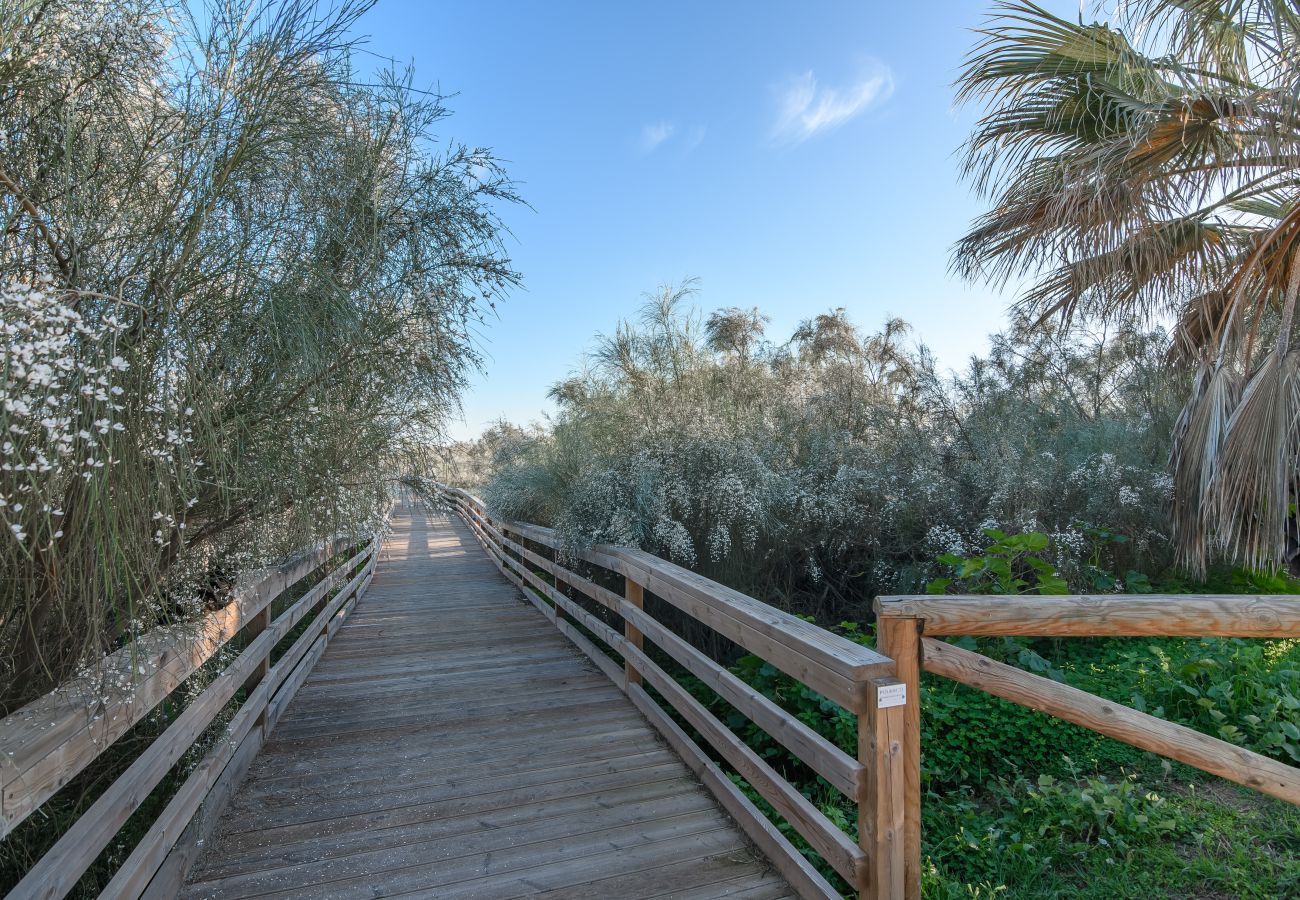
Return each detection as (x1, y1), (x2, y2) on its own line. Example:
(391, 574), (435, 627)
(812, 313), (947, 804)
(640, 120), (676, 153)
(771, 63), (894, 144)
(680, 124), (707, 154)
(639, 121), (707, 156)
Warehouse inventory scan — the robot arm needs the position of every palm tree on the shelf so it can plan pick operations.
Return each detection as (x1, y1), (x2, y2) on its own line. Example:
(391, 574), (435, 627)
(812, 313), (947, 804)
(954, 0), (1300, 574)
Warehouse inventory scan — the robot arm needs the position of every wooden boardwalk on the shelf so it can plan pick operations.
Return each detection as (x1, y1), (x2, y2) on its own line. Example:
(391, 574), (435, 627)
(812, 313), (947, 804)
(183, 500), (792, 899)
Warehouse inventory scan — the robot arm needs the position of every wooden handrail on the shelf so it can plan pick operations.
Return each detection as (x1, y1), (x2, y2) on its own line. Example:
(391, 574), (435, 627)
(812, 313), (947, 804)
(444, 487), (893, 704)
(875, 591), (1300, 900)
(448, 486), (1300, 900)
(0, 536), (352, 836)
(0, 521), (385, 898)
(436, 484), (908, 900)
(876, 593), (1300, 637)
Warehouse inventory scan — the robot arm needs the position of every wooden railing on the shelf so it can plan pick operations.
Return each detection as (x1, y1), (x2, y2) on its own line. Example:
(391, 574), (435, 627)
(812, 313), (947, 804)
(0, 529), (382, 898)
(875, 592), (1300, 899)
(439, 485), (1300, 900)
(436, 485), (911, 900)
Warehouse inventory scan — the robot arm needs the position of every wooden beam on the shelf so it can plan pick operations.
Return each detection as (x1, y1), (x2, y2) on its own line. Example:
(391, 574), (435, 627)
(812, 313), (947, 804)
(624, 578), (645, 687)
(0, 536), (351, 837)
(502, 527), (864, 800)
(9, 541), (376, 898)
(555, 618), (626, 689)
(921, 638), (1300, 806)
(619, 597), (862, 798)
(877, 594), (1300, 638)
(553, 553), (568, 625)
(875, 617), (921, 899)
(446, 488), (893, 704)
(860, 677), (905, 900)
(621, 640), (867, 887)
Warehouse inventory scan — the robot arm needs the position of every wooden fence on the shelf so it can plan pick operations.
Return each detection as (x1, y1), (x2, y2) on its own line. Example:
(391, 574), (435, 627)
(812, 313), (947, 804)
(437, 485), (910, 900)
(0, 529), (381, 899)
(874, 592), (1300, 899)
(439, 485), (1300, 900)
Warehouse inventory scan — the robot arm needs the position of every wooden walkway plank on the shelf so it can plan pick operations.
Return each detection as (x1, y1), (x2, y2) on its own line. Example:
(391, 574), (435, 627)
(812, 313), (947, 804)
(227, 736), (674, 806)
(183, 499), (790, 899)
(196, 761), (693, 880)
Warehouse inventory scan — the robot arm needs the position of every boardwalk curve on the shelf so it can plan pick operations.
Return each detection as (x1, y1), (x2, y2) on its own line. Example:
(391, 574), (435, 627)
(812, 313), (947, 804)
(182, 500), (792, 899)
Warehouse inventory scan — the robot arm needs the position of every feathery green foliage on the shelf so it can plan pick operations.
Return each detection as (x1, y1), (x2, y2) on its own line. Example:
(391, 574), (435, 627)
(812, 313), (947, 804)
(0, 0), (519, 706)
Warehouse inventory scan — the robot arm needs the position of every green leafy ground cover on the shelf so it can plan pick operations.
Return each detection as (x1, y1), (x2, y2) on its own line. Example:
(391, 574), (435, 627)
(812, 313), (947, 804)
(684, 534), (1300, 898)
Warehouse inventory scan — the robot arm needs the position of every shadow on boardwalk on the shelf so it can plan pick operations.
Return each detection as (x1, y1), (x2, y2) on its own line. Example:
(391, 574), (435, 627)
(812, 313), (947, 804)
(183, 500), (793, 899)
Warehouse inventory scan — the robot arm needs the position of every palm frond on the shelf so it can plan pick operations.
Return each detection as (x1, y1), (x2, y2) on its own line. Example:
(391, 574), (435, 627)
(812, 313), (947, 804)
(1170, 361), (1242, 573)
(1204, 350), (1300, 568)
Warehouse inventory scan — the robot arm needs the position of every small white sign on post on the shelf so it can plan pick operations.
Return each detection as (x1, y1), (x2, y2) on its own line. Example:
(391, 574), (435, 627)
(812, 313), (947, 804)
(877, 682), (907, 709)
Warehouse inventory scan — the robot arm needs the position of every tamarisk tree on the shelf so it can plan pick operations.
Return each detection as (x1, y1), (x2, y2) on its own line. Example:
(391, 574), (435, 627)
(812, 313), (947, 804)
(0, 0), (519, 705)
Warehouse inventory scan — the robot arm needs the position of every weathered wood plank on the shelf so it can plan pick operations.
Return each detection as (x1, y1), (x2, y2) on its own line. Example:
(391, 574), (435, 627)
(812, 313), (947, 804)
(620, 592), (862, 798)
(627, 684), (841, 900)
(199, 756), (687, 876)
(12, 541), (375, 900)
(861, 677), (906, 899)
(496, 509), (864, 799)
(195, 778), (705, 894)
(525, 843), (772, 899)
(445, 487), (892, 705)
(877, 593), (1300, 637)
(622, 640), (866, 886)
(876, 616), (922, 900)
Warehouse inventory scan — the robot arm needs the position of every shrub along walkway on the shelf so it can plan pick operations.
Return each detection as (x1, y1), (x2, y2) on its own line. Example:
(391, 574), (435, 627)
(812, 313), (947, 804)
(183, 499), (791, 899)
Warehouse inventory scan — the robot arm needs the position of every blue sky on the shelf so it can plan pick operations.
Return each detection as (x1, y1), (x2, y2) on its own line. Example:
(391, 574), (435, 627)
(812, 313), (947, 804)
(357, 1), (1079, 440)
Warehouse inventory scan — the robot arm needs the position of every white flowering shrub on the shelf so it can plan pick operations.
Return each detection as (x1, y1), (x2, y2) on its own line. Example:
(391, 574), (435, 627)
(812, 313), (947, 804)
(2, 280), (126, 539)
(479, 288), (1183, 618)
(0, 279), (206, 684)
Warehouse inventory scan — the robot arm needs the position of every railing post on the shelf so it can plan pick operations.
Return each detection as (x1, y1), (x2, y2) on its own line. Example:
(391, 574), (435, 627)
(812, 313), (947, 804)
(624, 577), (644, 687)
(859, 676), (906, 898)
(877, 616), (923, 899)
(554, 555), (568, 624)
(241, 607), (271, 729)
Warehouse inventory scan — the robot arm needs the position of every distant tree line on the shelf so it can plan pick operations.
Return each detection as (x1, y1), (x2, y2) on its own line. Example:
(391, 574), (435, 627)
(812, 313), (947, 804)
(468, 286), (1184, 620)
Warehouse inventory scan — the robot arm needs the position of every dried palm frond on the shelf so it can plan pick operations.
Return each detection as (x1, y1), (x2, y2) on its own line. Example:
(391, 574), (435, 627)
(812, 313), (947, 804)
(1170, 361), (1242, 573)
(956, 0), (1300, 570)
(1204, 350), (1300, 569)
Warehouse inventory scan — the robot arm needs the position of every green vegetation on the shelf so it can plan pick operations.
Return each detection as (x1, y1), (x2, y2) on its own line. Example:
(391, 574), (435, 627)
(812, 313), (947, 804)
(5, 0), (1299, 895)
(918, 630), (1300, 899)
(0, 0), (517, 706)
(468, 294), (1300, 895)
(478, 287), (1182, 621)
(692, 624), (1300, 897)
(695, 546), (1300, 897)
(463, 4), (1300, 888)
(0, 0), (515, 890)
(0, 543), (370, 895)
(922, 771), (1300, 899)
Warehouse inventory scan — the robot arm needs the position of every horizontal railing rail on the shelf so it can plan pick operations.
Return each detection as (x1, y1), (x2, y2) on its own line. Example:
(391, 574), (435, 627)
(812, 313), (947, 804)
(436, 484), (909, 900)
(877, 593), (1300, 638)
(0, 523), (385, 898)
(875, 591), (1300, 899)
(438, 486), (1300, 900)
